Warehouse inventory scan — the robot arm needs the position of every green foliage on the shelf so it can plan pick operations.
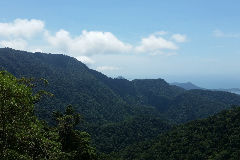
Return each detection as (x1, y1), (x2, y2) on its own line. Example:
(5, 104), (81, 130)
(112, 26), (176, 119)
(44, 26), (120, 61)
(165, 89), (240, 123)
(93, 116), (172, 153)
(0, 71), (63, 159)
(0, 71), (97, 159)
(53, 105), (97, 160)
(2, 48), (240, 155)
(112, 107), (240, 160)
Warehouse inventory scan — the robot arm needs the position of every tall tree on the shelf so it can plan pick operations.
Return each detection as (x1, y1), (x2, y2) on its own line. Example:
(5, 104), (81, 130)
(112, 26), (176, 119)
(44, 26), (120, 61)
(0, 71), (63, 159)
(53, 105), (97, 160)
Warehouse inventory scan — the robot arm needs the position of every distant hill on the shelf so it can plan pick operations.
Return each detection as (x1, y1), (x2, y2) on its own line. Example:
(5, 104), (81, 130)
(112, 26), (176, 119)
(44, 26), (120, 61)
(171, 82), (203, 90)
(1, 48), (240, 153)
(172, 82), (240, 95)
(112, 106), (240, 160)
(214, 88), (240, 95)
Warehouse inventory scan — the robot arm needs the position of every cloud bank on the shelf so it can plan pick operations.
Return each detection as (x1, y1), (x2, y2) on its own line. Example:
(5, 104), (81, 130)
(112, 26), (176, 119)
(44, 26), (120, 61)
(76, 56), (95, 64)
(46, 29), (132, 56)
(0, 19), (187, 65)
(135, 34), (178, 54)
(0, 19), (44, 38)
(0, 39), (27, 50)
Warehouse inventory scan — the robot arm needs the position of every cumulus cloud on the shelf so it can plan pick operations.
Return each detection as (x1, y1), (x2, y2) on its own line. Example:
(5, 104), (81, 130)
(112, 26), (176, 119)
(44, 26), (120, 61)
(0, 19), (187, 59)
(213, 29), (240, 38)
(76, 56), (95, 64)
(171, 34), (187, 43)
(135, 34), (178, 54)
(0, 39), (27, 50)
(46, 30), (186, 56)
(46, 29), (183, 56)
(0, 19), (44, 38)
(96, 66), (120, 71)
(45, 29), (132, 56)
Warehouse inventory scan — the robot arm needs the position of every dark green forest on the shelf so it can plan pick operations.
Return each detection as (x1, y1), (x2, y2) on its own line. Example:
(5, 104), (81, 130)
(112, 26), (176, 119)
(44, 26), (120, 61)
(0, 71), (96, 159)
(110, 107), (240, 160)
(1, 48), (240, 159)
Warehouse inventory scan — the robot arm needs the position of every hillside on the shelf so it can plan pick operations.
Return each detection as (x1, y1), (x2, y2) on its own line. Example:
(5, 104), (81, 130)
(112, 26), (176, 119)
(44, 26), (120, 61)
(1, 48), (240, 153)
(165, 89), (240, 123)
(0, 48), (140, 125)
(111, 106), (240, 160)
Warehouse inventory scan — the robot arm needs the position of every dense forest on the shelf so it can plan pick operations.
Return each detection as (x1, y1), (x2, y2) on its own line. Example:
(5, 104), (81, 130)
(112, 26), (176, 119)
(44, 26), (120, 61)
(110, 107), (240, 160)
(0, 71), (96, 159)
(1, 48), (240, 159)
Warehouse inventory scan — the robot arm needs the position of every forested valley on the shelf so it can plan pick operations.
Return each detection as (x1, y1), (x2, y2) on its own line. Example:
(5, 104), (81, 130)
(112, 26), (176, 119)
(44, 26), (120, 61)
(1, 48), (240, 159)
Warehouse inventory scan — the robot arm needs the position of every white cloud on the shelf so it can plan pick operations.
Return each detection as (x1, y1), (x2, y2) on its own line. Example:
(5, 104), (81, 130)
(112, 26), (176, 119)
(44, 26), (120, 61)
(45, 29), (132, 56)
(76, 56), (95, 64)
(135, 34), (178, 54)
(0, 19), (187, 59)
(46, 30), (186, 56)
(46, 30), (183, 56)
(0, 39), (27, 50)
(171, 34), (187, 43)
(0, 19), (44, 38)
(213, 29), (240, 38)
(96, 66), (120, 71)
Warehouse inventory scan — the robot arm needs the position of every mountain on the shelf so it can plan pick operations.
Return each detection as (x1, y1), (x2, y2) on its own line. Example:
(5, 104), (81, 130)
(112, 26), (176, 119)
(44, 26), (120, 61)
(0, 48), (171, 153)
(0, 48), (139, 125)
(171, 82), (203, 90)
(1, 48), (240, 153)
(111, 106), (240, 160)
(172, 82), (240, 95)
(164, 89), (240, 123)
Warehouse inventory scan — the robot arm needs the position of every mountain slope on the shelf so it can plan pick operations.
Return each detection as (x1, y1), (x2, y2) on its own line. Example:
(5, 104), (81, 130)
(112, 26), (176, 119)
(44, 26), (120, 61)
(112, 106), (240, 160)
(93, 116), (172, 153)
(165, 89), (240, 123)
(0, 48), (136, 125)
(1, 48), (240, 153)
(0, 48), (169, 153)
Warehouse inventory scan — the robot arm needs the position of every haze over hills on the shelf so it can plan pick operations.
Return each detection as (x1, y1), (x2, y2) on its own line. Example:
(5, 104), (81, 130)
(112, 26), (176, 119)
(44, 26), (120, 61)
(171, 82), (240, 95)
(214, 88), (240, 95)
(1, 48), (240, 156)
(171, 82), (203, 90)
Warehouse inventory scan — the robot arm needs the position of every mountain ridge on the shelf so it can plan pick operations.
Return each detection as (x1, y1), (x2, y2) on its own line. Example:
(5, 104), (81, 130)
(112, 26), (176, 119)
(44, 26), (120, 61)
(1, 47), (240, 153)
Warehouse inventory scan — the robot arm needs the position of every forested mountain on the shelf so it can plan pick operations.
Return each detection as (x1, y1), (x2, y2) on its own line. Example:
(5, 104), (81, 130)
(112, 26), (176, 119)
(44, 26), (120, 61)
(112, 106), (240, 160)
(0, 48), (134, 125)
(164, 89), (240, 123)
(1, 48), (240, 154)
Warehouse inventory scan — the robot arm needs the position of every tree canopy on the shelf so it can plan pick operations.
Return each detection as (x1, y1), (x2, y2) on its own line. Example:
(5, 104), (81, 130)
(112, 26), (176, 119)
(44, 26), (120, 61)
(0, 71), (97, 159)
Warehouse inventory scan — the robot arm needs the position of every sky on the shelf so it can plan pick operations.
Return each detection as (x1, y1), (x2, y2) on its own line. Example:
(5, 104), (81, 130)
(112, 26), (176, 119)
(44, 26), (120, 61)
(0, 0), (240, 88)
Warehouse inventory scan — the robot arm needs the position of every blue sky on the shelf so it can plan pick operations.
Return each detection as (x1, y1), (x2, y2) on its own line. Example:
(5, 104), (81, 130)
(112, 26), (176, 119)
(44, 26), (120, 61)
(0, 0), (240, 88)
